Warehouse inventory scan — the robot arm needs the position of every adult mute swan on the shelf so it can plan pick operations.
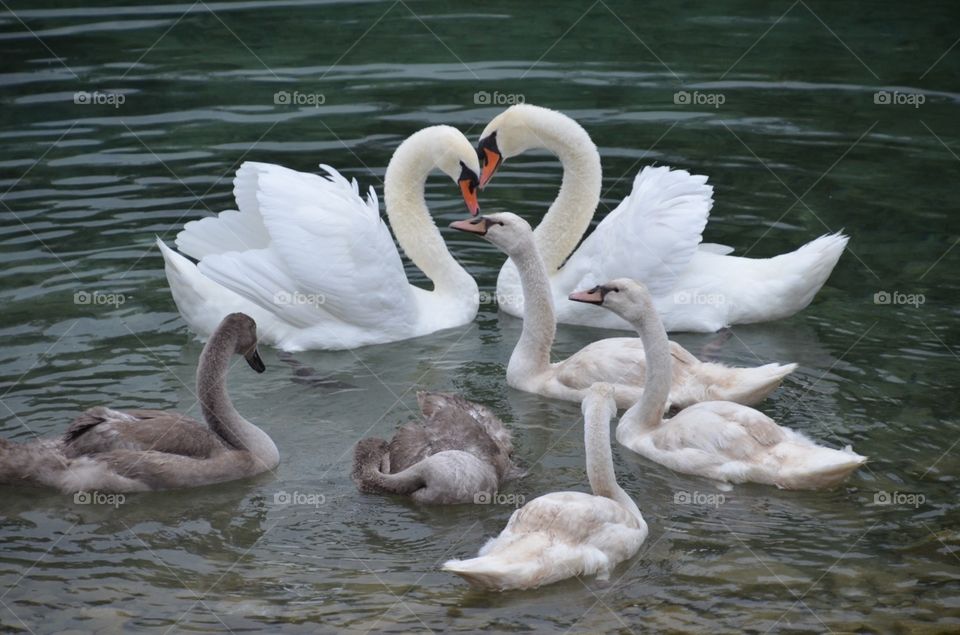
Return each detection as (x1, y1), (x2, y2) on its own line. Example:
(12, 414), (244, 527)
(476, 103), (848, 333)
(159, 126), (482, 351)
(352, 391), (521, 504)
(443, 383), (647, 590)
(570, 280), (867, 489)
(450, 213), (796, 410)
(0, 313), (280, 493)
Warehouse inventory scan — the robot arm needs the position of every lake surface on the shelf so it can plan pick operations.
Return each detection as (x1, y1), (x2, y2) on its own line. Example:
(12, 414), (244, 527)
(2, 0), (959, 632)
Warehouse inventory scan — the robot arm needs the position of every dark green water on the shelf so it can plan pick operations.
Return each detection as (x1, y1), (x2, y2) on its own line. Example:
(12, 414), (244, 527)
(1, 0), (959, 632)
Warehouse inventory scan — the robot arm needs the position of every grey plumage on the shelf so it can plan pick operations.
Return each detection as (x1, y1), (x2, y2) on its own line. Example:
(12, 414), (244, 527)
(352, 391), (521, 504)
(0, 312), (279, 493)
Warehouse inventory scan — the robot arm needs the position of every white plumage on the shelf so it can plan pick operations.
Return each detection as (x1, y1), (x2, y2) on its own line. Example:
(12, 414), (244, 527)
(480, 104), (848, 333)
(451, 213), (796, 410)
(159, 126), (481, 351)
(444, 384), (647, 590)
(624, 400), (868, 489)
(580, 277), (867, 490)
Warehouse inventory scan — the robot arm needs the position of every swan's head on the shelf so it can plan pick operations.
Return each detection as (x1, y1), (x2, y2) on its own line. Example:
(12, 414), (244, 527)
(581, 382), (617, 422)
(449, 211), (533, 256)
(221, 312), (266, 373)
(569, 278), (653, 323)
(391, 125), (481, 215)
(477, 104), (581, 188)
(476, 104), (554, 187)
(430, 126), (482, 215)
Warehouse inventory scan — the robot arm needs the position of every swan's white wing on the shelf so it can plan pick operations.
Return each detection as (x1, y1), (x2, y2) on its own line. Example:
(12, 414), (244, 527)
(657, 401), (787, 460)
(198, 248), (329, 329)
(251, 162), (416, 329)
(175, 162), (271, 260)
(557, 166), (713, 296)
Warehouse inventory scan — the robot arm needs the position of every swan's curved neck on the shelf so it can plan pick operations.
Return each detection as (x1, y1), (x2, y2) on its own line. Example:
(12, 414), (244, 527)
(506, 235), (555, 380)
(384, 140), (476, 300)
(197, 329), (277, 468)
(584, 396), (643, 523)
(520, 110), (602, 272)
(618, 308), (672, 440)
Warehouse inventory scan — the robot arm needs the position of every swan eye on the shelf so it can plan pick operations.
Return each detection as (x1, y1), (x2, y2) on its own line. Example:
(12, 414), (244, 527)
(597, 285), (619, 297)
(458, 162), (479, 193)
(481, 217), (505, 232)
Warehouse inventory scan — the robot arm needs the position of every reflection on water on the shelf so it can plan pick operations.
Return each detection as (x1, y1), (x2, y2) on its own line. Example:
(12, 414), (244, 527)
(2, 0), (959, 632)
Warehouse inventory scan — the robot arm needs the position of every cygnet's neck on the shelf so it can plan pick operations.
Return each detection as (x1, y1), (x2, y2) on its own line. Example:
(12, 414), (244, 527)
(504, 233), (556, 382)
(584, 392), (644, 524)
(197, 327), (278, 469)
(617, 305), (672, 442)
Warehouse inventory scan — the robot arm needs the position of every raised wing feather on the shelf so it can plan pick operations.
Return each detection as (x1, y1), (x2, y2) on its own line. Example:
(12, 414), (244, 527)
(557, 166), (713, 296)
(175, 162), (271, 260)
(198, 248), (329, 328)
(251, 162), (415, 328)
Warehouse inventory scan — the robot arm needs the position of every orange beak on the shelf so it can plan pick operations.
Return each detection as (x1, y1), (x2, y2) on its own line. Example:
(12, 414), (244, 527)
(479, 146), (502, 188)
(459, 177), (480, 216)
(477, 133), (503, 189)
(569, 286), (606, 305)
(449, 217), (490, 236)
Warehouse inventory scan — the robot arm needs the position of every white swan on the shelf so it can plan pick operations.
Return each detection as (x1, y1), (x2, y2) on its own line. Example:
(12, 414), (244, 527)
(443, 383), (647, 591)
(0, 313), (279, 493)
(570, 279), (867, 489)
(352, 391), (522, 504)
(159, 126), (482, 351)
(450, 213), (796, 410)
(476, 104), (849, 333)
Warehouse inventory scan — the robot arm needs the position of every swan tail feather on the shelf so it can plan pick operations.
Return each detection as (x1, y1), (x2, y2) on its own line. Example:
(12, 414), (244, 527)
(744, 232), (848, 321)
(697, 362), (797, 406)
(776, 445), (867, 490)
(158, 238), (288, 344)
(443, 534), (557, 590)
(158, 238), (228, 338)
(444, 533), (606, 590)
